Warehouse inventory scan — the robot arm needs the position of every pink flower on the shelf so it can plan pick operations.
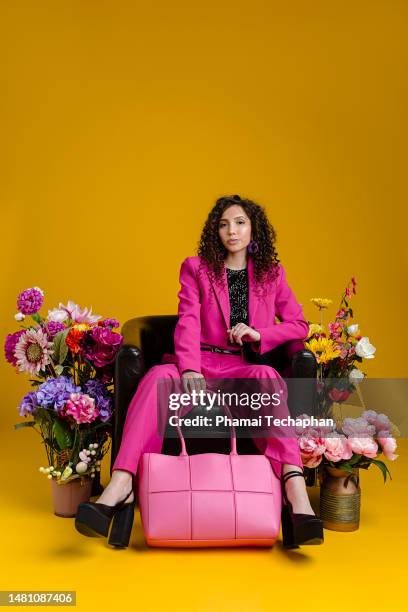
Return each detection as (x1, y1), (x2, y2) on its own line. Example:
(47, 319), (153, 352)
(64, 393), (100, 424)
(377, 433), (398, 461)
(348, 437), (378, 458)
(14, 328), (54, 375)
(324, 433), (353, 462)
(59, 300), (101, 324)
(299, 435), (326, 468)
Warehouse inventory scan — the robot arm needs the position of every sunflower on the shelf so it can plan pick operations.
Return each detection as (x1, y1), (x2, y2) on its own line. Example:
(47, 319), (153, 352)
(305, 336), (341, 364)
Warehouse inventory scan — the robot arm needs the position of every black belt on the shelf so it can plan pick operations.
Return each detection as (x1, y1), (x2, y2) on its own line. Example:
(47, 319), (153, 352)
(200, 345), (242, 355)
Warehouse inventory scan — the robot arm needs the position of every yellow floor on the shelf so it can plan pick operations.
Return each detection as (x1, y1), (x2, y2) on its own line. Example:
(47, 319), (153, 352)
(1, 428), (406, 611)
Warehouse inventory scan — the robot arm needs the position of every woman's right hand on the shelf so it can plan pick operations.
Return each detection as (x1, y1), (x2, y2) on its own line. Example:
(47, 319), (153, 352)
(181, 370), (206, 394)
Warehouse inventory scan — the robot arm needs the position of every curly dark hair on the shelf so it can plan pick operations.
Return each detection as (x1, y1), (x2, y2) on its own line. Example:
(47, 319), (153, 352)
(197, 194), (280, 288)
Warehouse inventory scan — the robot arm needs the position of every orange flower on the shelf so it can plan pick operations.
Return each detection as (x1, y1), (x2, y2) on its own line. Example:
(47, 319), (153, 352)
(66, 324), (91, 354)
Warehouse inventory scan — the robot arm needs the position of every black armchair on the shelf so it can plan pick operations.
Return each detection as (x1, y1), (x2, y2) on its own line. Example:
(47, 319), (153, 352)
(111, 315), (317, 475)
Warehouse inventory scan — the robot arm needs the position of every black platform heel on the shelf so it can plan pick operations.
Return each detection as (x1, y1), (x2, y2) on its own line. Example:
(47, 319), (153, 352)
(75, 488), (135, 547)
(281, 470), (324, 549)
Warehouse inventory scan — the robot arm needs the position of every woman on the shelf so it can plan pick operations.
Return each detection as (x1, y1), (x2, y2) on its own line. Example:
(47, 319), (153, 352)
(75, 194), (324, 549)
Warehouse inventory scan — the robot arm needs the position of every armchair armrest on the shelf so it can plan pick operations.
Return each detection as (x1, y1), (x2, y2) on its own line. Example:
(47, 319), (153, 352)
(111, 344), (144, 470)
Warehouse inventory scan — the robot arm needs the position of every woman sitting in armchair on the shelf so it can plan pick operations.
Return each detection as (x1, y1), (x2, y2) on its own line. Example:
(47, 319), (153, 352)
(75, 194), (323, 549)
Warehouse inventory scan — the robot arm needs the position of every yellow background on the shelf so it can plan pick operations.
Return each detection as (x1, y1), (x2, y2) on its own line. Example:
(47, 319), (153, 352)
(1, 1), (407, 610)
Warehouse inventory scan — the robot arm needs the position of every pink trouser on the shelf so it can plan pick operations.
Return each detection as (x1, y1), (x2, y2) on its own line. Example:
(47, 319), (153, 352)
(112, 351), (303, 484)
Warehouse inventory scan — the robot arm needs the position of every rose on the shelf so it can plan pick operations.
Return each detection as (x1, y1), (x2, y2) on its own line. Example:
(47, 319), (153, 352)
(355, 337), (376, 359)
(324, 433), (353, 462)
(348, 437), (378, 458)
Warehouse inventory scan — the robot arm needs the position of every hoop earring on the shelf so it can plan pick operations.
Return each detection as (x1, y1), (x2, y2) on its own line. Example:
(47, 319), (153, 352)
(247, 240), (259, 255)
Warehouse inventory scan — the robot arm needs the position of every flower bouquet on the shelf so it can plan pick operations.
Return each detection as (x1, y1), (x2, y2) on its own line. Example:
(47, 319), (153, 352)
(306, 278), (376, 417)
(296, 410), (399, 530)
(4, 287), (123, 498)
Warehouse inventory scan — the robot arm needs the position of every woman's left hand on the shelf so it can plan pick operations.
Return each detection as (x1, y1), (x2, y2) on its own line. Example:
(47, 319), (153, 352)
(227, 323), (261, 346)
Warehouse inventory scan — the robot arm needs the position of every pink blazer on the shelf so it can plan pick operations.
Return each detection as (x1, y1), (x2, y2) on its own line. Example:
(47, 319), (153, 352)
(172, 256), (309, 375)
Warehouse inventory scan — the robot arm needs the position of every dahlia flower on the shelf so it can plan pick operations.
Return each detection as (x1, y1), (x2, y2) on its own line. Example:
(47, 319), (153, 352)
(4, 330), (25, 366)
(16, 287), (44, 315)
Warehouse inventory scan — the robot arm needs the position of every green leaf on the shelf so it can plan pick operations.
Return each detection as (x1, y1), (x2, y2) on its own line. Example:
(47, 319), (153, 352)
(52, 420), (73, 450)
(14, 420), (36, 430)
(54, 365), (64, 376)
(371, 459), (392, 483)
(52, 329), (70, 365)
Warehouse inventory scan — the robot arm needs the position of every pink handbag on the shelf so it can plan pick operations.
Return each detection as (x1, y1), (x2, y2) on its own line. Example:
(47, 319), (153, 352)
(138, 413), (282, 548)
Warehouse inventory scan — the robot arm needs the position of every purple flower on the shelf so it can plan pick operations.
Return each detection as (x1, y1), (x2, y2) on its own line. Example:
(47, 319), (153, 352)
(18, 391), (39, 417)
(36, 376), (81, 413)
(81, 326), (123, 368)
(97, 318), (120, 329)
(83, 379), (113, 422)
(45, 321), (66, 338)
(17, 287), (44, 315)
(4, 330), (25, 366)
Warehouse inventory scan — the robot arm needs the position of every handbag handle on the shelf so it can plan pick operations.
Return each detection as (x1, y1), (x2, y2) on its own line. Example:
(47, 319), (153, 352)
(173, 401), (238, 456)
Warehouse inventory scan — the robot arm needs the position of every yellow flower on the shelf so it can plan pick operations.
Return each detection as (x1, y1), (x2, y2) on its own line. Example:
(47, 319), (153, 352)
(311, 298), (333, 309)
(305, 337), (341, 364)
(307, 323), (323, 338)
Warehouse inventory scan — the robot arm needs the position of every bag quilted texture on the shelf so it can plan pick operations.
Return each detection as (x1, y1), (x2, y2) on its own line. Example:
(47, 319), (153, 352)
(138, 411), (282, 547)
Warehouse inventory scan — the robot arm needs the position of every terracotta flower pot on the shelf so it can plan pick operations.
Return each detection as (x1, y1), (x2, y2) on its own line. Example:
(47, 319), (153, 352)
(50, 477), (93, 518)
(320, 466), (360, 532)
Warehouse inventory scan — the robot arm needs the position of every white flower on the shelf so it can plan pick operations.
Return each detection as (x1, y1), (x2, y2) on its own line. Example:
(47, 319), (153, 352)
(347, 324), (359, 335)
(355, 337), (376, 359)
(14, 312), (25, 321)
(47, 308), (69, 322)
(349, 368), (365, 383)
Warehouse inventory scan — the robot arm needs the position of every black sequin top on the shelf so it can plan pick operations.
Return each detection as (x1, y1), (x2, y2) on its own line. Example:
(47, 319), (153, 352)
(226, 267), (249, 328)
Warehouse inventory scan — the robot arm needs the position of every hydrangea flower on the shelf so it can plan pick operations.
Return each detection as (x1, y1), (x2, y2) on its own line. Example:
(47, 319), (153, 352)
(18, 391), (39, 417)
(36, 376), (81, 413)
(83, 378), (113, 422)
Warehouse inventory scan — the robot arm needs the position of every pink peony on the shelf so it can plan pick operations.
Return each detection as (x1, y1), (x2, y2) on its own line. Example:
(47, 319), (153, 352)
(299, 435), (326, 468)
(348, 436), (378, 458)
(378, 433), (398, 461)
(64, 393), (100, 424)
(324, 433), (353, 462)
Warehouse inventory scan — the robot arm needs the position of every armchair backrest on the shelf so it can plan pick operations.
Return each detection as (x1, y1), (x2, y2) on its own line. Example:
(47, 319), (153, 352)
(121, 315), (177, 372)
